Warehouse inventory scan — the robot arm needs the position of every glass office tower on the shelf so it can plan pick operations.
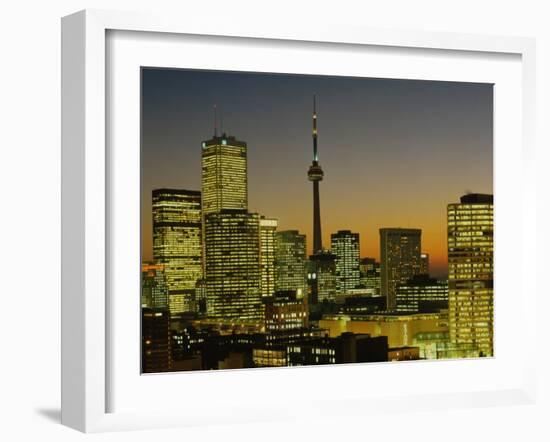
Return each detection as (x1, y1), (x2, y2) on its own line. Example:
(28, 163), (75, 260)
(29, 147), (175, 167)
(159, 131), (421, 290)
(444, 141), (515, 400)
(380, 228), (422, 311)
(448, 193), (493, 357)
(152, 189), (202, 315)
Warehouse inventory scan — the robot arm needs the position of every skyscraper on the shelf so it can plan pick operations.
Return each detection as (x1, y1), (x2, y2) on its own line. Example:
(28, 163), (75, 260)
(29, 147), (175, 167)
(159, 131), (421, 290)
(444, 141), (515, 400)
(448, 193), (493, 357)
(204, 210), (263, 321)
(260, 217), (278, 298)
(331, 230), (361, 294)
(141, 262), (168, 309)
(380, 228), (422, 311)
(201, 132), (266, 322)
(152, 189), (202, 315)
(274, 230), (308, 298)
(201, 134), (247, 216)
(308, 251), (337, 303)
(359, 257), (381, 296)
(307, 96), (324, 254)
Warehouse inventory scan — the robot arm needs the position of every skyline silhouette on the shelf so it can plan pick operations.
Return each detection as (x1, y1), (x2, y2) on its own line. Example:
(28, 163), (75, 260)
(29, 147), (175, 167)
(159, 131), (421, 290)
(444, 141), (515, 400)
(141, 68), (493, 277)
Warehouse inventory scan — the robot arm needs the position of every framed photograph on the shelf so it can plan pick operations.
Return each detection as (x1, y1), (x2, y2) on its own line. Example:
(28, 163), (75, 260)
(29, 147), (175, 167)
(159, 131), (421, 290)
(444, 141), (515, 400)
(61, 9), (537, 433)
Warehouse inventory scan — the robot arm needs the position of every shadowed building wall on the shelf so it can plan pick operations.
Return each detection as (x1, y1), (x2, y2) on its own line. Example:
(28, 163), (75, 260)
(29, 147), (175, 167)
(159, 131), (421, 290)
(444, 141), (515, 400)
(380, 228), (422, 311)
(274, 230), (308, 298)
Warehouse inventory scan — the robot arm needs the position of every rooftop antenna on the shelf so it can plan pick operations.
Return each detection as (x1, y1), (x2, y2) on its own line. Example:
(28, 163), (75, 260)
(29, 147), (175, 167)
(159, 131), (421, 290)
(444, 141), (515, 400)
(213, 104), (218, 137)
(220, 105), (224, 135)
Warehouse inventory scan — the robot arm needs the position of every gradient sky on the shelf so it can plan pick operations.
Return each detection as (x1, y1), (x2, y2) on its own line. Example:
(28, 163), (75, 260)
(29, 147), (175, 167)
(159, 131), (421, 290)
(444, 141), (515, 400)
(141, 68), (493, 278)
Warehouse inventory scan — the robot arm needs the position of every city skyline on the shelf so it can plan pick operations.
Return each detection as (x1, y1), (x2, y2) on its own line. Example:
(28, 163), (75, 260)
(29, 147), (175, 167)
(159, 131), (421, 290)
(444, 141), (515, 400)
(141, 68), (493, 278)
(141, 68), (494, 372)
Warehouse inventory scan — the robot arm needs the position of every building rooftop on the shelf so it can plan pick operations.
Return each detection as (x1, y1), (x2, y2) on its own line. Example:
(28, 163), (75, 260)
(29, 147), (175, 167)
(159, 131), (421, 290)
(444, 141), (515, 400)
(202, 134), (247, 148)
(152, 188), (201, 196)
(459, 193), (493, 204)
(401, 274), (447, 286)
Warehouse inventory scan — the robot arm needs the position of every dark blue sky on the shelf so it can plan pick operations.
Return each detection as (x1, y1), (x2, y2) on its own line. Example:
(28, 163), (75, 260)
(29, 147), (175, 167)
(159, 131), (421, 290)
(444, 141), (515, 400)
(141, 68), (493, 276)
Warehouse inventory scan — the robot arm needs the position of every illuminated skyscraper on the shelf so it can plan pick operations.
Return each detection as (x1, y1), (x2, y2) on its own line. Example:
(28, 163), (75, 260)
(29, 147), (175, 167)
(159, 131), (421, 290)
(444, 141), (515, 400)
(201, 131), (264, 322)
(201, 134), (247, 216)
(152, 189), (202, 315)
(331, 230), (361, 294)
(307, 95), (324, 254)
(141, 262), (168, 309)
(359, 257), (381, 296)
(380, 228), (422, 311)
(274, 230), (307, 298)
(260, 217), (278, 298)
(448, 193), (493, 357)
(204, 210), (263, 321)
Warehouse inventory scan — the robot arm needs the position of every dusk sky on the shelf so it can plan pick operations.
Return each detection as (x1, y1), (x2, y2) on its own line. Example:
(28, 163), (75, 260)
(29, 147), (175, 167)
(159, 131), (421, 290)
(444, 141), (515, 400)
(141, 68), (493, 278)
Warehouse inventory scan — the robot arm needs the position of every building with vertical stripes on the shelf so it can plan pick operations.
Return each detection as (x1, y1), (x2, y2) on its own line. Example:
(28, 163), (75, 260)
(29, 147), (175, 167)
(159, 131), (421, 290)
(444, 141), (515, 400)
(274, 230), (308, 299)
(447, 193), (493, 357)
(380, 228), (422, 311)
(260, 217), (278, 298)
(331, 230), (361, 294)
(152, 189), (202, 315)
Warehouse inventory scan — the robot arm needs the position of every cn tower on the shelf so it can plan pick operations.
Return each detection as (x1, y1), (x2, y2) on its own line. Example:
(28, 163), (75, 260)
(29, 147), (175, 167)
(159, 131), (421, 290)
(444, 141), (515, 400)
(307, 95), (324, 253)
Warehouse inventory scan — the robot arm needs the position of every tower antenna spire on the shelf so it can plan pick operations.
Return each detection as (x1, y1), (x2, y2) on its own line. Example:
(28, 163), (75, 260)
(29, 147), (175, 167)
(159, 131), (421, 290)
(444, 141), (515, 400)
(213, 104), (218, 137)
(312, 94), (318, 162)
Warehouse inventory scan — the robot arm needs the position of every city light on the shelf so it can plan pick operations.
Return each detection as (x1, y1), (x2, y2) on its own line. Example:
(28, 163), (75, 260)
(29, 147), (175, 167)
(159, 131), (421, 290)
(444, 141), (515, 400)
(140, 70), (493, 373)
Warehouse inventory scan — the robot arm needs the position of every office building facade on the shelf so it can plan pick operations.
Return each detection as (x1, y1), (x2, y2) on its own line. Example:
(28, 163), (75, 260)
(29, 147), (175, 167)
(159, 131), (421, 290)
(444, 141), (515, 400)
(264, 290), (309, 332)
(308, 251), (337, 303)
(260, 217), (278, 298)
(274, 230), (308, 298)
(380, 228), (422, 311)
(395, 274), (448, 313)
(331, 230), (361, 294)
(359, 257), (381, 296)
(152, 189), (202, 315)
(448, 193), (493, 357)
(204, 210), (263, 322)
(201, 134), (248, 216)
(141, 262), (168, 309)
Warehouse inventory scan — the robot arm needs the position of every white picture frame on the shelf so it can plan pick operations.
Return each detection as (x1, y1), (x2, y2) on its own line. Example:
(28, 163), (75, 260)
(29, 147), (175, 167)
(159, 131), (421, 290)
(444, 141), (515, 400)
(61, 9), (537, 433)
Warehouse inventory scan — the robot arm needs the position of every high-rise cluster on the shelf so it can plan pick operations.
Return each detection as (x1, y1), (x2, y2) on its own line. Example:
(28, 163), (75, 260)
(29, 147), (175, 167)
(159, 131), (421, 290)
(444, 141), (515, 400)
(142, 94), (493, 372)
